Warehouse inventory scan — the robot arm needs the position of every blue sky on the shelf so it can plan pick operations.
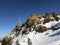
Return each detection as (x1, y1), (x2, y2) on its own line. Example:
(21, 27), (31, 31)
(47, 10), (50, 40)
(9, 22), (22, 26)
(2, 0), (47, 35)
(0, 0), (60, 37)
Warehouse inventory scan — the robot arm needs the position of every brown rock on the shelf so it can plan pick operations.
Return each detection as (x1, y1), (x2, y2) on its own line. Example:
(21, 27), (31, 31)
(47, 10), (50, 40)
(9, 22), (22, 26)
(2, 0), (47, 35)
(35, 25), (47, 32)
(43, 16), (54, 24)
(26, 15), (40, 28)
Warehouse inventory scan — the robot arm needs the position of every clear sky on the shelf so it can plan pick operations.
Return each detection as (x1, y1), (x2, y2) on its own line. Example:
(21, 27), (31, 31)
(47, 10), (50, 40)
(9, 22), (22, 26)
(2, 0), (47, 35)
(0, 0), (60, 38)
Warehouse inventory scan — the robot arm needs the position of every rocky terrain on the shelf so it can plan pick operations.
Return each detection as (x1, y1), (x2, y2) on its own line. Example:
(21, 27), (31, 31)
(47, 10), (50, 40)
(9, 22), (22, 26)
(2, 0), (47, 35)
(1, 12), (60, 45)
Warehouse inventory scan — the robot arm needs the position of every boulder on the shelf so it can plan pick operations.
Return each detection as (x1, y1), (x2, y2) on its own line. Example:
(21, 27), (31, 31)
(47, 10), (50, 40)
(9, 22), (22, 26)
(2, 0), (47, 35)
(26, 15), (41, 28)
(35, 25), (47, 32)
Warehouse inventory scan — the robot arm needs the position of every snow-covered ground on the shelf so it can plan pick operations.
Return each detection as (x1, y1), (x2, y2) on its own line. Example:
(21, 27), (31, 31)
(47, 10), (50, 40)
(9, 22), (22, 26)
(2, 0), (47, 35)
(11, 20), (60, 45)
(2, 15), (60, 45)
(12, 29), (60, 45)
(0, 43), (1, 45)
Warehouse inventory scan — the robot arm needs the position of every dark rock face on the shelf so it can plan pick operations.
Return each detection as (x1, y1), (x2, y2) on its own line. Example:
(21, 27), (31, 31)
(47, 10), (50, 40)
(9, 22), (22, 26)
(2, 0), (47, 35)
(12, 23), (22, 36)
(43, 16), (54, 24)
(16, 40), (20, 45)
(2, 37), (12, 45)
(28, 38), (32, 45)
(1, 24), (22, 45)
(22, 27), (31, 34)
(35, 25), (48, 32)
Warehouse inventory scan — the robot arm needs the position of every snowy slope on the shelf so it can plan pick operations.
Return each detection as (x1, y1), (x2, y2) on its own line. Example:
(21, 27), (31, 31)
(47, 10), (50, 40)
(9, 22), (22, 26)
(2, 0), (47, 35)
(11, 29), (60, 45)
(11, 21), (60, 45)
(12, 21), (60, 45)
(0, 43), (1, 45)
(2, 13), (60, 45)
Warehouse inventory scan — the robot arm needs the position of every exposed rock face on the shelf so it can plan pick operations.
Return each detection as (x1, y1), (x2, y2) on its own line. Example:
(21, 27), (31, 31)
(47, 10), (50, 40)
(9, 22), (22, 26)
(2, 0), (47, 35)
(43, 16), (54, 24)
(35, 25), (48, 32)
(12, 23), (22, 36)
(2, 12), (60, 45)
(2, 24), (22, 45)
(28, 38), (32, 45)
(2, 37), (12, 45)
(25, 15), (41, 28)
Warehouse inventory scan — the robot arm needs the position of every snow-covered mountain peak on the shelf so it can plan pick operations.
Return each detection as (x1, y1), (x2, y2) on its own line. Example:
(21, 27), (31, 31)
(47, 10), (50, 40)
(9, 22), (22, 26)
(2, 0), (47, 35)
(2, 13), (60, 45)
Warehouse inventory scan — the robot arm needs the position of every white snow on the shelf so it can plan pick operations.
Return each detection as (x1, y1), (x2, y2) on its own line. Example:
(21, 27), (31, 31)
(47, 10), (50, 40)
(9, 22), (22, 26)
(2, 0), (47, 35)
(47, 40), (60, 45)
(40, 18), (45, 24)
(50, 17), (54, 19)
(43, 21), (58, 28)
(10, 20), (60, 45)
(0, 42), (1, 45)
(57, 15), (60, 18)
(11, 29), (60, 45)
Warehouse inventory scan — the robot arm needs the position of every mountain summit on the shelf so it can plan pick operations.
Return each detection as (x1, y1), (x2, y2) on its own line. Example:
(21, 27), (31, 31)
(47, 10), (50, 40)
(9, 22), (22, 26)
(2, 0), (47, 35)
(2, 12), (60, 45)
